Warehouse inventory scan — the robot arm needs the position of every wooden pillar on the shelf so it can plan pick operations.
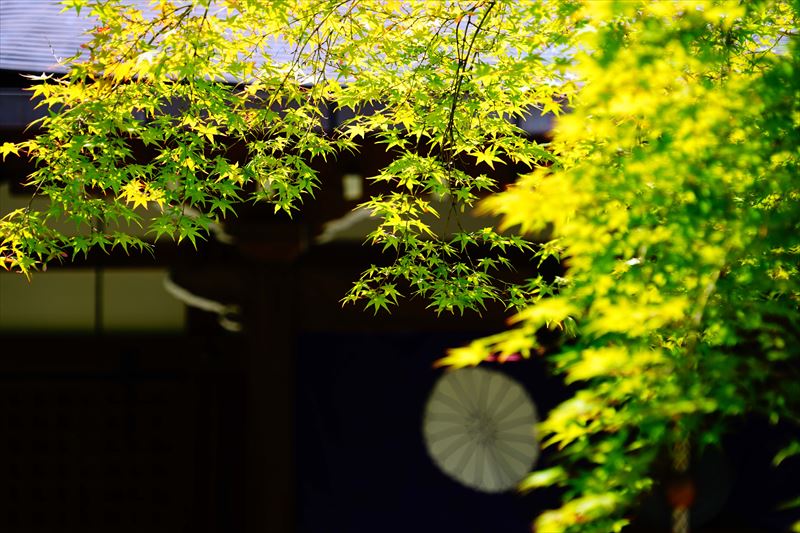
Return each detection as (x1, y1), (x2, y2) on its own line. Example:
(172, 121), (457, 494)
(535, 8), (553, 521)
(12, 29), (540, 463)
(244, 263), (296, 533)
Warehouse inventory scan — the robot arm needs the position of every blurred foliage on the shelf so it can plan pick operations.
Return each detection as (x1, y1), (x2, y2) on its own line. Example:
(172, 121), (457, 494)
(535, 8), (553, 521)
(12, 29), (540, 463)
(1, 0), (799, 530)
(476, 0), (800, 530)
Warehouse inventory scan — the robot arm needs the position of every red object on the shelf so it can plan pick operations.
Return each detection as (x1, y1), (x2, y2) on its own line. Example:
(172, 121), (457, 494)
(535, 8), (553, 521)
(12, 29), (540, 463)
(666, 477), (696, 508)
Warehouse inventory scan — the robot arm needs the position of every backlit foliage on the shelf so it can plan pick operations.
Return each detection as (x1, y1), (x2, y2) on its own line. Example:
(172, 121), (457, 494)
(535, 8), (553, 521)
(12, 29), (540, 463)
(477, 1), (800, 530)
(1, 0), (799, 530)
(1, 0), (579, 314)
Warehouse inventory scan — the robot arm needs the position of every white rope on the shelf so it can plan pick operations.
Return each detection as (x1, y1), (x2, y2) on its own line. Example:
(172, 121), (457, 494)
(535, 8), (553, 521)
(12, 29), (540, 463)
(674, 436), (690, 472)
(671, 435), (691, 533)
(672, 507), (689, 533)
(163, 275), (242, 332)
(315, 207), (374, 244)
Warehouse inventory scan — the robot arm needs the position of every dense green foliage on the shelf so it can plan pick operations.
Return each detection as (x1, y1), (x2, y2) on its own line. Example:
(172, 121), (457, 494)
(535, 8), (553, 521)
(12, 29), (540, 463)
(1, 0), (799, 530)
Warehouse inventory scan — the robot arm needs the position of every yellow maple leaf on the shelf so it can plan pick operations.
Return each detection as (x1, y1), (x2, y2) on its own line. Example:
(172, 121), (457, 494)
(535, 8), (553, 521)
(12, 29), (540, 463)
(434, 341), (487, 369)
(120, 180), (165, 209)
(0, 142), (19, 161)
(470, 146), (502, 169)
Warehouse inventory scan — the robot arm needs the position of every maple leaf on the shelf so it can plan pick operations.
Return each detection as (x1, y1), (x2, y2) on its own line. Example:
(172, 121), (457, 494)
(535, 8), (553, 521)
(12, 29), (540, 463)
(0, 142), (20, 161)
(470, 147), (502, 169)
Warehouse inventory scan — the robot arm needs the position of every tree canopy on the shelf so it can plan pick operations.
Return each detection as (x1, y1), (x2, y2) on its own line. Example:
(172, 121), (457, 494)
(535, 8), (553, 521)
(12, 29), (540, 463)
(1, 0), (799, 531)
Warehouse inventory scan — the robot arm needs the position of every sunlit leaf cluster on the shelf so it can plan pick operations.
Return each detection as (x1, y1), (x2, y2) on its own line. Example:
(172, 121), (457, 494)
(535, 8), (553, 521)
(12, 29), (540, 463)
(1, 0), (578, 317)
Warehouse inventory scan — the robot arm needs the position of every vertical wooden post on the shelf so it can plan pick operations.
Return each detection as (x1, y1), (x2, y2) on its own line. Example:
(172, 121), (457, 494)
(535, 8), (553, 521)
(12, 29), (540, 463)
(244, 264), (295, 533)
